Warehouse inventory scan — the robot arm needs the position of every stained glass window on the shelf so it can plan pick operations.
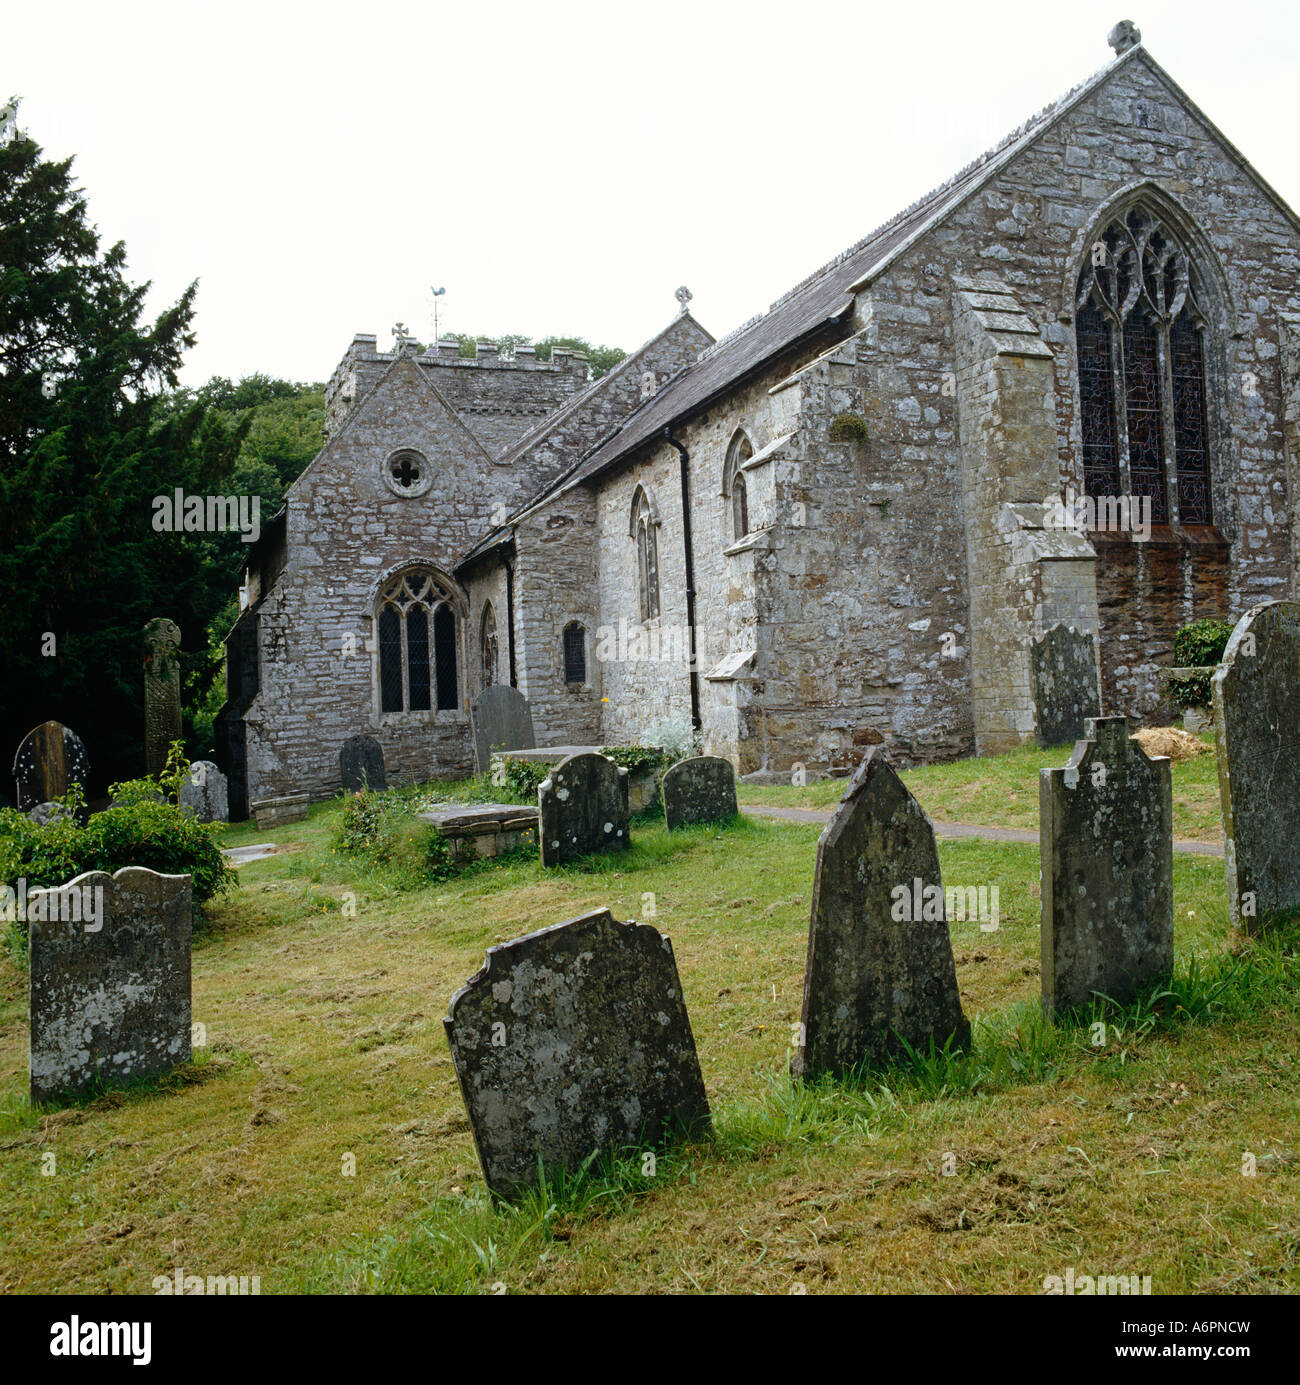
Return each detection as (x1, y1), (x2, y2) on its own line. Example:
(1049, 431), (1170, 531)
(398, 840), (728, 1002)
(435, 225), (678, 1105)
(1074, 206), (1213, 527)
(631, 488), (660, 621)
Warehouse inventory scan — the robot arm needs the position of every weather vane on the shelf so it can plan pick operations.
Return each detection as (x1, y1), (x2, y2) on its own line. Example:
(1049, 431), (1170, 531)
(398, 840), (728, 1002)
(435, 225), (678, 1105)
(430, 286), (446, 343)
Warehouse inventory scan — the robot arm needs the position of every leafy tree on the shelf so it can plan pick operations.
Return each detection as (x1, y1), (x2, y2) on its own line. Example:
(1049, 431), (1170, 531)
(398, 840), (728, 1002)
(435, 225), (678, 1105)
(0, 125), (247, 791)
(440, 332), (626, 379)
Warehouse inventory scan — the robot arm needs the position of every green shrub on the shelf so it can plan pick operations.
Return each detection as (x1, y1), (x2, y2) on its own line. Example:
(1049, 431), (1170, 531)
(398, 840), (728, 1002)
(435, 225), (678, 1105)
(333, 789), (454, 887)
(1173, 618), (1235, 669)
(0, 788), (236, 914)
(1169, 618), (1235, 710)
(498, 758), (548, 801)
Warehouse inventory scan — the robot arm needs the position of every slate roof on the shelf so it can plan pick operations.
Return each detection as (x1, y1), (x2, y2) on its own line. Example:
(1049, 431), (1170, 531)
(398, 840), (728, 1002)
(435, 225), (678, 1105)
(540, 47), (1140, 494)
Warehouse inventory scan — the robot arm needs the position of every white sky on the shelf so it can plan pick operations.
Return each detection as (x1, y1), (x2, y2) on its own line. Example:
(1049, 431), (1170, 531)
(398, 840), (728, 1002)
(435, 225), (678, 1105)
(6, 0), (1299, 386)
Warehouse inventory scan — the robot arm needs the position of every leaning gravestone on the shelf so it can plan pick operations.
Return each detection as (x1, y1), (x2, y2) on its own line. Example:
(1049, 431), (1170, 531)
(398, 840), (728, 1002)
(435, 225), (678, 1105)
(792, 748), (969, 1080)
(178, 760), (228, 822)
(339, 735), (386, 793)
(538, 752), (629, 866)
(28, 867), (192, 1104)
(12, 721), (90, 813)
(143, 617), (183, 778)
(472, 685), (535, 774)
(662, 755), (738, 830)
(444, 908), (710, 1196)
(1213, 600), (1300, 932)
(1040, 716), (1173, 1014)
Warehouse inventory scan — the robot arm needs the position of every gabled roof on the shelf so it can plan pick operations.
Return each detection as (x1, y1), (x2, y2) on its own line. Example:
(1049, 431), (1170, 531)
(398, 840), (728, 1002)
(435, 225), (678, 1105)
(556, 43), (1153, 489)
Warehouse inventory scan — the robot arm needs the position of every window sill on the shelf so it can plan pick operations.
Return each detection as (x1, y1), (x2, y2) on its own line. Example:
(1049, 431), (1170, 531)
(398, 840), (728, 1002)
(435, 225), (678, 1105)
(1090, 523), (1229, 551)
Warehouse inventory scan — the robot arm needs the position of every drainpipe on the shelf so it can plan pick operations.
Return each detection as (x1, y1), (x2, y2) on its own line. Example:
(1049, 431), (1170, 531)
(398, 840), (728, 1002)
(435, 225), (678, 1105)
(663, 427), (701, 731)
(503, 550), (518, 688)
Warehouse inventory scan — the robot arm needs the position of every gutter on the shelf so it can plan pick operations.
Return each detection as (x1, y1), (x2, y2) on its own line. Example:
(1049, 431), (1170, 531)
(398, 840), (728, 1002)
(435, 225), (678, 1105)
(663, 427), (701, 732)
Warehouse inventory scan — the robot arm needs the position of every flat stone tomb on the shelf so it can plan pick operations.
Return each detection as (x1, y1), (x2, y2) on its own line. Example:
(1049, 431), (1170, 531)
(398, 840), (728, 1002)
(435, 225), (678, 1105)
(250, 793), (310, 830)
(444, 908), (710, 1196)
(12, 721), (90, 812)
(28, 867), (192, 1104)
(538, 752), (629, 867)
(793, 748), (969, 1080)
(178, 759), (228, 822)
(419, 802), (539, 861)
(339, 735), (386, 793)
(472, 685), (536, 774)
(1212, 600), (1300, 932)
(1040, 715), (1173, 1014)
(662, 755), (738, 830)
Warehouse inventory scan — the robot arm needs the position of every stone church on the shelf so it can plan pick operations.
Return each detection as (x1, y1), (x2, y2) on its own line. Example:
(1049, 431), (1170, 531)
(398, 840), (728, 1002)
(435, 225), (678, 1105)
(216, 23), (1300, 817)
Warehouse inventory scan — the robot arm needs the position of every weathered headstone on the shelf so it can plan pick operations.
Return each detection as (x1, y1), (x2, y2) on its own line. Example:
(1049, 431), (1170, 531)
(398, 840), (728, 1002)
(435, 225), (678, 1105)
(143, 617), (183, 778)
(1213, 600), (1300, 932)
(12, 721), (90, 812)
(339, 735), (386, 793)
(444, 908), (710, 1196)
(662, 755), (738, 830)
(28, 867), (192, 1104)
(793, 749), (969, 1079)
(1031, 624), (1102, 747)
(1040, 715), (1173, 1014)
(178, 760), (228, 822)
(538, 752), (629, 866)
(472, 685), (535, 774)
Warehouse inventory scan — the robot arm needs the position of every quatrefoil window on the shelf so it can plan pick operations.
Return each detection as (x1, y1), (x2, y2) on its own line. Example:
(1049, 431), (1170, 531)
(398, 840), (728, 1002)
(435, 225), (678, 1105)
(383, 448), (433, 498)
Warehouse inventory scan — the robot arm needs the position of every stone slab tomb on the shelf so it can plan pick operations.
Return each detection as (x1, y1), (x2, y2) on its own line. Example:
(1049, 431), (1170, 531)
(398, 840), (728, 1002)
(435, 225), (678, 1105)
(29, 867), (192, 1104)
(444, 908), (710, 1196)
(792, 748), (969, 1080)
(250, 793), (310, 830)
(1213, 600), (1300, 931)
(1040, 715), (1173, 1014)
(142, 617), (183, 778)
(339, 735), (386, 793)
(178, 760), (228, 822)
(418, 802), (539, 861)
(472, 685), (536, 774)
(662, 755), (738, 830)
(12, 721), (90, 813)
(538, 752), (629, 866)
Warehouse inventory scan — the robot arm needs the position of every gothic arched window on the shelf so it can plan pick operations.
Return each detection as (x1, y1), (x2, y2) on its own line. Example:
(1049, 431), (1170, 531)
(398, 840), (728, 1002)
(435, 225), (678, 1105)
(480, 602), (498, 691)
(1074, 206), (1213, 526)
(724, 430), (753, 541)
(630, 486), (660, 622)
(377, 569), (460, 713)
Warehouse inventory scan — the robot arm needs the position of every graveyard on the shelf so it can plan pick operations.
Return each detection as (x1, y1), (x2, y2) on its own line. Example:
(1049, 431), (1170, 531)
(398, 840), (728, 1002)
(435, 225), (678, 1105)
(1, 729), (1297, 1294)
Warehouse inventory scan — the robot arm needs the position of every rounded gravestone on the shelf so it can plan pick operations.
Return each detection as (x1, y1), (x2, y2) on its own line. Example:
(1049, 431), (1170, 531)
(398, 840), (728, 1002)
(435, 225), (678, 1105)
(662, 755), (738, 830)
(12, 721), (90, 813)
(538, 752), (629, 867)
(339, 736), (386, 793)
(178, 760), (229, 822)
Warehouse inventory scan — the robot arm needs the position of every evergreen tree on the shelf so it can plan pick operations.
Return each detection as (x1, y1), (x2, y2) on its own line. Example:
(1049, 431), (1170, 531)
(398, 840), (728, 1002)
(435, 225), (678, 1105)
(0, 124), (246, 791)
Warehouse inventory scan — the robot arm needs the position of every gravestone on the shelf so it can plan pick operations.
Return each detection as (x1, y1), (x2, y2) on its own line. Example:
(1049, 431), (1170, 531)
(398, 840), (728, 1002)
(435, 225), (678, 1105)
(472, 685), (535, 774)
(178, 760), (228, 822)
(1040, 716), (1173, 1014)
(143, 617), (183, 777)
(662, 755), (738, 830)
(792, 749), (969, 1080)
(339, 735), (386, 793)
(12, 721), (90, 812)
(1031, 624), (1102, 747)
(28, 866), (192, 1104)
(444, 908), (710, 1196)
(538, 752), (629, 867)
(1212, 600), (1300, 932)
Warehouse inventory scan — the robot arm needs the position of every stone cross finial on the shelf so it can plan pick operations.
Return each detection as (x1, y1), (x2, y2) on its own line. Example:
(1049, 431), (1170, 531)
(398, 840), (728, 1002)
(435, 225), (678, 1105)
(392, 321), (410, 353)
(675, 285), (693, 315)
(1107, 20), (1141, 55)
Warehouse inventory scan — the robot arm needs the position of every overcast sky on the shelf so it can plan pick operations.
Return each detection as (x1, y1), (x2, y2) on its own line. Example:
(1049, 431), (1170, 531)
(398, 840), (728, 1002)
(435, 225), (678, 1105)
(6, 0), (1298, 386)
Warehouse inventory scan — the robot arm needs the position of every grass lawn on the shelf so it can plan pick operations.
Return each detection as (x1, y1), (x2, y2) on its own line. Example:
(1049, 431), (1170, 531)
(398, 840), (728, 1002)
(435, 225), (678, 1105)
(1, 746), (1294, 1295)
(740, 736), (1226, 842)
